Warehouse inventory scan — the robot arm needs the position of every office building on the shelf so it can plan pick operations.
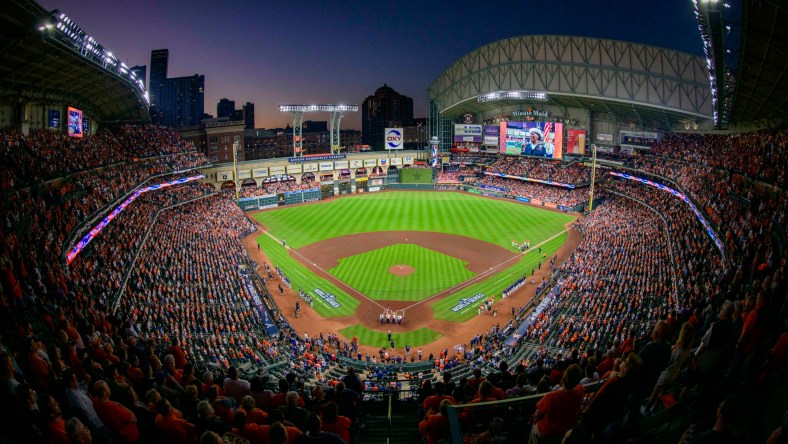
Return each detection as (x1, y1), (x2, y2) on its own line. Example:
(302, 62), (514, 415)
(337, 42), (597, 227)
(217, 98), (236, 119)
(243, 102), (254, 129)
(149, 49), (168, 106)
(158, 74), (205, 128)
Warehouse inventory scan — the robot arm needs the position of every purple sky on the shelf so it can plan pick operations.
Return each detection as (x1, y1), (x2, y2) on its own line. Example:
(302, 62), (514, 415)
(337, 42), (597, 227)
(38, 0), (704, 130)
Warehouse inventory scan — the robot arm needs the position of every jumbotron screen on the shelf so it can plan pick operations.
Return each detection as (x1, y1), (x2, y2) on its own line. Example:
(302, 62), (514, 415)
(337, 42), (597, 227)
(499, 121), (563, 159)
(67, 107), (83, 138)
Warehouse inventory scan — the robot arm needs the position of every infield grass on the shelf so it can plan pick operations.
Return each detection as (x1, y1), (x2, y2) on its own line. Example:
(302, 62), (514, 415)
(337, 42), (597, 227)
(257, 234), (359, 318)
(328, 244), (475, 301)
(338, 324), (443, 348)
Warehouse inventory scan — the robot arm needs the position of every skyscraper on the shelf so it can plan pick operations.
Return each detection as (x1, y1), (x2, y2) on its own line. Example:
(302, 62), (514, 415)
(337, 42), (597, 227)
(149, 49), (168, 106)
(243, 102), (255, 129)
(362, 84), (414, 150)
(158, 74), (205, 128)
(217, 98), (236, 119)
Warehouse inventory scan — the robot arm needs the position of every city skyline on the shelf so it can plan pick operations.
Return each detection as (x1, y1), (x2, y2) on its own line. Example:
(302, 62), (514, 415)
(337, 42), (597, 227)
(38, 0), (704, 131)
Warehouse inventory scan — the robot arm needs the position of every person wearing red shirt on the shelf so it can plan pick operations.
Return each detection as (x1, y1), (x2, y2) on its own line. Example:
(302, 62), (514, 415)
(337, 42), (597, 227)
(529, 364), (584, 443)
(422, 382), (456, 415)
(419, 399), (452, 444)
(155, 398), (198, 444)
(239, 396), (268, 425)
(321, 402), (351, 443)
(92, 381), (139, 444)
(168, 339), (188, 369)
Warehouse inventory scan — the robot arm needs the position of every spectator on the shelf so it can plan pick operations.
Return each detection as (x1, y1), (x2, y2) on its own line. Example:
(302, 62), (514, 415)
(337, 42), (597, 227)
(529, 364), (583, 444)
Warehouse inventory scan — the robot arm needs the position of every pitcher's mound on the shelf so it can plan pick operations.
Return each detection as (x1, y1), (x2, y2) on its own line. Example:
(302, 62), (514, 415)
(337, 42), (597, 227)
(389, 265), (414, 276)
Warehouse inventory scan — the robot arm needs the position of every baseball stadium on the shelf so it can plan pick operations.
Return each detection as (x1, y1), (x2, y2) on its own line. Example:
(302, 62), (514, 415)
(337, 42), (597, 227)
(1, 1), (787, 443)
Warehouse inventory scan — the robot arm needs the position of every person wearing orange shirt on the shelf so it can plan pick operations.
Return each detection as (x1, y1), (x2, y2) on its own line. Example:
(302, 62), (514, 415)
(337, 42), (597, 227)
(419, 399), (452, 444)
(529, 364), (584, 444)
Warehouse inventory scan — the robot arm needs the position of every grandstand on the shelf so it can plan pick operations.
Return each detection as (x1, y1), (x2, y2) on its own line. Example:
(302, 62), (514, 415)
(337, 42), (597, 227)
(0, 1), (786, 444)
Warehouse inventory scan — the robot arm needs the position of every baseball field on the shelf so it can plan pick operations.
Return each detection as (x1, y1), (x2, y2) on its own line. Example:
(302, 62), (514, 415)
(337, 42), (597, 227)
(253, 191), (575, 349)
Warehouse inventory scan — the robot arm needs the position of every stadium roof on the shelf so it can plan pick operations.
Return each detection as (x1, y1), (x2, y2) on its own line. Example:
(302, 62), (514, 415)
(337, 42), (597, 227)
(0, 0), (149, 122)
(428, 35), (714, 132)
(730, 0), (788, 126)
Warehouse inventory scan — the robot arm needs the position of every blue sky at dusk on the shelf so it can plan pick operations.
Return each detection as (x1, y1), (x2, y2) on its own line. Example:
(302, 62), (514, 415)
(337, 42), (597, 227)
(39, 0), (704, 130)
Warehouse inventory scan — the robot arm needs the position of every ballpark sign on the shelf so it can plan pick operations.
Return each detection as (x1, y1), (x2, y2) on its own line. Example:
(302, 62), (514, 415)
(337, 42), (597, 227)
(385, 128), (404, 150)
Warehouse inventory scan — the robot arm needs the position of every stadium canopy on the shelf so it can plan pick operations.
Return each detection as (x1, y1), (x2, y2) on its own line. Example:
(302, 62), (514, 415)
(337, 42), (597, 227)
(0, 0), (149, 123)
(428, 35), (714, 132)
(729, 0), (788, 126)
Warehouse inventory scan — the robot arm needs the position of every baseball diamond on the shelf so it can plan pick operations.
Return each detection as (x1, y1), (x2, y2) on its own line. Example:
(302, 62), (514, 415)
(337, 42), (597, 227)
(252, 191), (576, 351)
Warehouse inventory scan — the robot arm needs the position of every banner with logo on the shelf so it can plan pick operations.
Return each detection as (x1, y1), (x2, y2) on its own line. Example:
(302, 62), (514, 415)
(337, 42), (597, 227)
(286, 164), (302, 174)
(385, 128), (404, 149)
(237, 170), (252, 179)
(319, 162), (334, 171)
(390, 157), (402, 166)
(566, 129), (587, 155)
(252, 168), (268, 178)
(350, 159), (363, 168)
(303, 163), (318, 172)
(334, 160), (348, 169)
(364, 159), (377, 167)
(217, 171), (233, 181)
(454, 124), (483, 143)
(379, 158), (388, 167)
(269, 166), (286, 176)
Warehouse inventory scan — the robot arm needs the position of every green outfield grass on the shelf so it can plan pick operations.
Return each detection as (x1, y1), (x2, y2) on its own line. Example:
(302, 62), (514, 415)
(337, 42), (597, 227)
(257, 234), (359, 318)
(328, 244), (475, 301)
(254, 191), (574, 249)
(338, 325), (443, 348)
(431, 232), (567, 322)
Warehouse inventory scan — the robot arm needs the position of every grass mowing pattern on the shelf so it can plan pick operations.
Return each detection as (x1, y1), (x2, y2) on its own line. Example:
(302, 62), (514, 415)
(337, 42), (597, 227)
(255, 192), (574, 250)
(256, 234), (359, 318)
(328, 244), (475, 301)
(339, 325), (443, 348)
(431, 232), (567, 322)
(400, 168), (433, 184)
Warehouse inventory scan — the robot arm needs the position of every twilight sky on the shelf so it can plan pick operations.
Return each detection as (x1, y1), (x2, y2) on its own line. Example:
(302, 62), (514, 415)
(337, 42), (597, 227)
(38, 0), (704, 130)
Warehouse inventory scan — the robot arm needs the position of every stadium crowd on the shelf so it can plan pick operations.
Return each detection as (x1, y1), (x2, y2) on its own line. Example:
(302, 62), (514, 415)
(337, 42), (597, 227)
(238, 179), (319, 198)
(486, 156), (592, 185)
(0, 122), (786, 443)
(479, 176), (589, 207)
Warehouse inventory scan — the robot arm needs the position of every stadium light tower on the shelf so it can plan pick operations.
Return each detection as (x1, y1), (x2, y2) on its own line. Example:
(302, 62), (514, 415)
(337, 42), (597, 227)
(279, 105), (358, 156)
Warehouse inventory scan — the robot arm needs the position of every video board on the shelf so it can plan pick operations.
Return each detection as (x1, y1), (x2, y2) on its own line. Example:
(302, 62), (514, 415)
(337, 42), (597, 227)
(67, 107), (83, 138)
(499, 121), (563, 159)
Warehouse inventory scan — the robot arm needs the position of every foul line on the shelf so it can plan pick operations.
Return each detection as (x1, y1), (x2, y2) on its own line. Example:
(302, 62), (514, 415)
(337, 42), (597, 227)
(403, 227), (571, 311)
(260, 227), (570, 314)
(260, 230), (387, 310)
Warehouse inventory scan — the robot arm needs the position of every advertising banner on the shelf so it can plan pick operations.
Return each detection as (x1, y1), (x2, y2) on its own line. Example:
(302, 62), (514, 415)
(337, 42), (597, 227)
(620, 131), (658, 148)
(379, 158), (388, 167)
(363, 159), (377, 167)
(252, 168), (268, 178)
(237, 170), (252, 179)
(319, 162), (334, 171)
(499, 121), (563, 159)
(566, 129), (587, 155)
(350, 159), (363, 168)
(286, 164), (302, 174)
(454, 124), (483, 144)
(334, 160), (349, 169)
(596, 133), (614, 142)
(384, 128), (404, 149)
(303, 163), (318, 173)
(217, 171), (233, 181)
(404, 156), (414, 164)
(484, 136), (499, 145)
(49, 109), (60, 128)
(390, 157), (402, 166)
(269, 166), (286, 176)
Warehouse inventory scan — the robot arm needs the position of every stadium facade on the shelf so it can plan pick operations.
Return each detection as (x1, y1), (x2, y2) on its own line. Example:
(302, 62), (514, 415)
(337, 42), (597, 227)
(427, 35), (715, 153)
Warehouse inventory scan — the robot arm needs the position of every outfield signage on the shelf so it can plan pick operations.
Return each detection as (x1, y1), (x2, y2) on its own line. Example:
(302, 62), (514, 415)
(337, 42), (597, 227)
(314, 288), (341, 308)
(289, 154), (346, 163)
(385, 128), (404, 149)
(270, 166), (286, 175)
(217, 171), (233, 181)
(303, 163), (319, 172)
(237, 170), (252, 179)
(390, 157), (402, 166)
(364, 159), (377, 167)
(350, 159), (363, 168)
(334, 160), (349, 169)
(450, 293), (486, 312)
(286, 164), (302, 174)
